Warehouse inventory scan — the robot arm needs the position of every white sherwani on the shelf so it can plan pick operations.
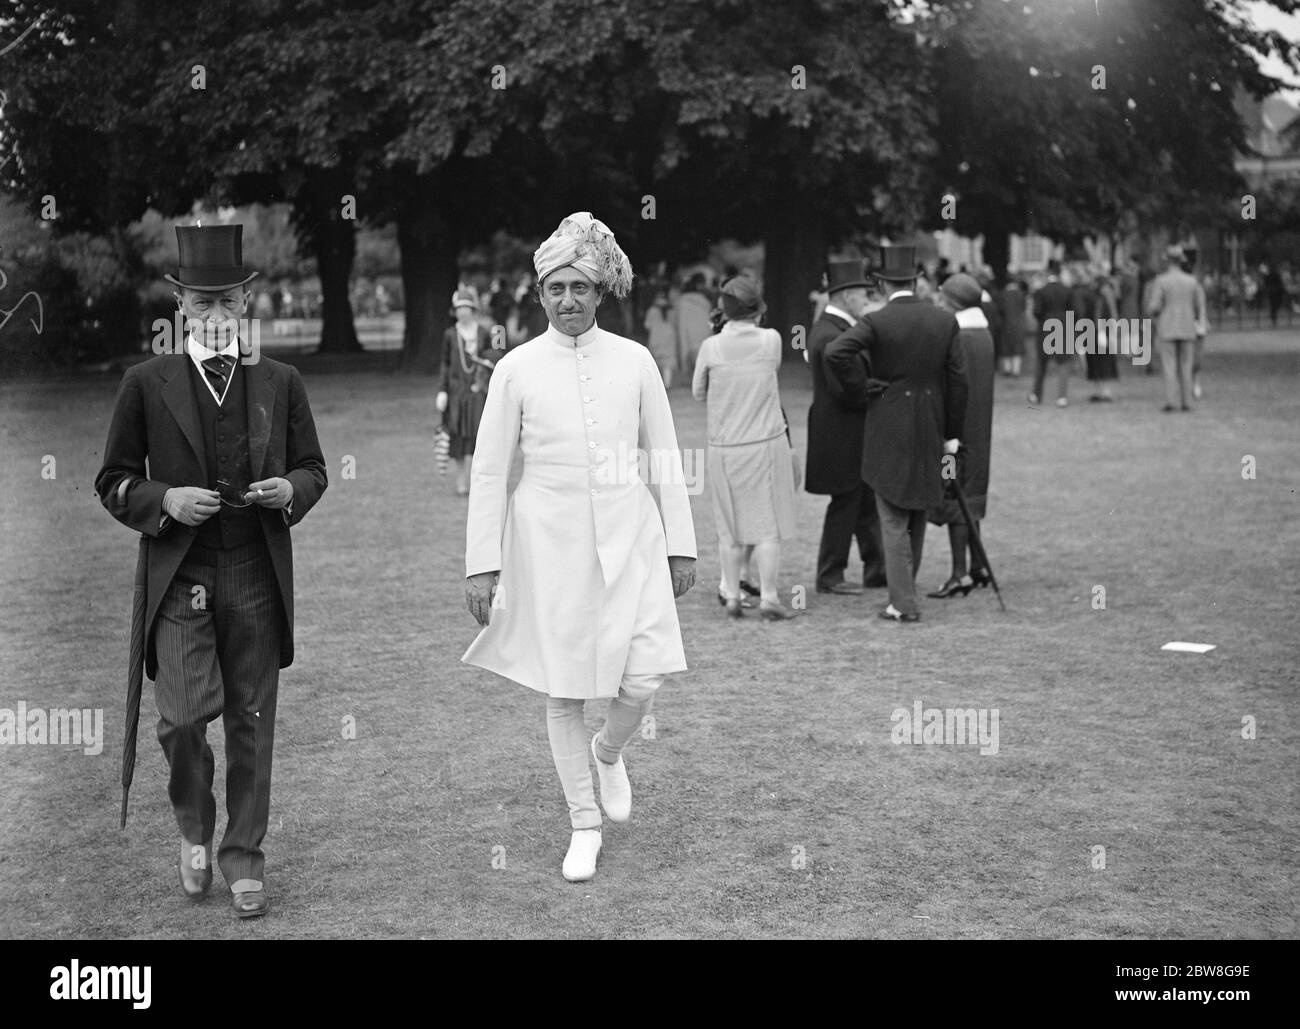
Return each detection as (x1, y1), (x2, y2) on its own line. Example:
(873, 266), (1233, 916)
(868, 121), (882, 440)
(463, 324), (697, 699)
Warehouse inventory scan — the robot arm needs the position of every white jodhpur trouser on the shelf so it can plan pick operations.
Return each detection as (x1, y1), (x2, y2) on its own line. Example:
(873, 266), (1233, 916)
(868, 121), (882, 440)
(545, 673), (663, 830)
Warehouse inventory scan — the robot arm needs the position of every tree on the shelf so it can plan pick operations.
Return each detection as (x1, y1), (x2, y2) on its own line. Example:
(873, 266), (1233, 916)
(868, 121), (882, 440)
(922, 0), (1300, 278)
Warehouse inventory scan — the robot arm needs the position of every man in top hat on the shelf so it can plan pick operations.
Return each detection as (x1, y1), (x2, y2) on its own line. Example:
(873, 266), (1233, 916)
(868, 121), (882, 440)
(824, 245), (967, 622)
(805, 257), (887, 595)
(95, 224), (327, 918)
(1147, 243), (1206, 412)
(462, 212), (696, 882)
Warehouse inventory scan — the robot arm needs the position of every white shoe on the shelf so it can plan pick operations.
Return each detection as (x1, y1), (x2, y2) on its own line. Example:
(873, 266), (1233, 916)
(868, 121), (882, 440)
(591, 735), (632, 823)
(562, 829), (602, 882)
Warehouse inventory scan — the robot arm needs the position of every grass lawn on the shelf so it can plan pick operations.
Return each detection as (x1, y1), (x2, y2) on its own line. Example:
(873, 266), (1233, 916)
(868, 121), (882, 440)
(0, 328), (1296, 939)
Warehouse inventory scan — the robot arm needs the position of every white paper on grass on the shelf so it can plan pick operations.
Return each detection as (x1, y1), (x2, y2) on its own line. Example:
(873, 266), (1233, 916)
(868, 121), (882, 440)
(1161, 642), (1217, 654)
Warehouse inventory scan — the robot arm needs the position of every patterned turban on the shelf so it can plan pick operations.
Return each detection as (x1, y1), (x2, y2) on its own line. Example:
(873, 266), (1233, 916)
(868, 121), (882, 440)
(533, 212), (634, 298)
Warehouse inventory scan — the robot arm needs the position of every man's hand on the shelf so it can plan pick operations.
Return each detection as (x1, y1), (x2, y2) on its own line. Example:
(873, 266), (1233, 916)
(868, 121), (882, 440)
(244, 477), (293, 510)
(466, 571), (499, 627)
(162, 487), (220, 526)
(943, 438), (960, 456)
(668, 556), (696, 598)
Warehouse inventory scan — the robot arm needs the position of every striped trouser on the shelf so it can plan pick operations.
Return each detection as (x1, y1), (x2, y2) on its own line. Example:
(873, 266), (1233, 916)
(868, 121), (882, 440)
(152, 539), (283, 885)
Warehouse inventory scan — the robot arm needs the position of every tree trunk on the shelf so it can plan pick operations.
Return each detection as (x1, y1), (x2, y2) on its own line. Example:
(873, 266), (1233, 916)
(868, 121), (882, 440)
(397, 182), (459, 374)
(763, 191), (827, 362)
(313, 216), (362, 353)
(983, 223), (1011, 286)
(295, 169), (362, 353)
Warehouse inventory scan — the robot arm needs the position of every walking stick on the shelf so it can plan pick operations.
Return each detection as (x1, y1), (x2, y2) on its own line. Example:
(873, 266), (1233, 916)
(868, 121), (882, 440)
(949, 469), (1006, 612)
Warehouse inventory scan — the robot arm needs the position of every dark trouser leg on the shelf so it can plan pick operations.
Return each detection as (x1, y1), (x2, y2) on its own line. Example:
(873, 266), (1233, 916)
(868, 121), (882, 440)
(909, 508), (926, 578)
(855, 483), (887, 584)
(968, 521), (985, 576)
(1055, 355), (1071, 401)
(948, 521), (969, 579)
(816, 487), (859, 588)
(1031, 346), (1048, 399)
(153, 559), (224, 849)
(214, 542), (283, 887)
(876, 493), (925, 616)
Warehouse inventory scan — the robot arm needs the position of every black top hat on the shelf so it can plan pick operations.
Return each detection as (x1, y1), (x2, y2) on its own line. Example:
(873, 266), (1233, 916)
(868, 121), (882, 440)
(164, 225), (259, 292)
(824, 258), (870, 294)
(873, 245), (918, 282)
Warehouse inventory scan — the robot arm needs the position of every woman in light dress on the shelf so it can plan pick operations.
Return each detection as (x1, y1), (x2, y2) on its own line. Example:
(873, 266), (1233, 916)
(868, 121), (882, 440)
(692, 275), (800, 620)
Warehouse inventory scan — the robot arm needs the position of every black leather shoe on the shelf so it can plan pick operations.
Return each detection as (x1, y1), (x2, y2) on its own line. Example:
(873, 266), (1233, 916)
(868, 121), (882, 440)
(758, 601), (800, 620)
(178, 839), (212, 898)
(739, 579), (761, 597)
(969, 568), (991, 589)
(927, 576), (974, 599)
(232, 890), (269, 919)
(878, 606), (920, 623)
(862, 575), (889, 589)
(724, 597), (745, 619)
(178, 862), (212, 899)
(816, 581), (863, 595)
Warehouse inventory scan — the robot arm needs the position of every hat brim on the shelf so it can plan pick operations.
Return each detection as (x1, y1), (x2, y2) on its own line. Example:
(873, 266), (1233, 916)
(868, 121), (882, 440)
(873, 270), (919, 282)
(827, 279), (872, 293)
(165, 271), (259, 292)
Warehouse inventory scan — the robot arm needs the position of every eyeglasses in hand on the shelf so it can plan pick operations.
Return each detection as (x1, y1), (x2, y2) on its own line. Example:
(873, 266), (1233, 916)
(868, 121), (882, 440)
(216, 479), (253, 508)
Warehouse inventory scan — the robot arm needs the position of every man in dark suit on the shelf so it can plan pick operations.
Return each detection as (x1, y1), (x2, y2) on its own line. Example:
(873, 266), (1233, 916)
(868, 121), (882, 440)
(95, 225), (327, 918)
(1029, 259), (1074, 407)
(824, 245), (967, 622)
(805, 258), (886, 594)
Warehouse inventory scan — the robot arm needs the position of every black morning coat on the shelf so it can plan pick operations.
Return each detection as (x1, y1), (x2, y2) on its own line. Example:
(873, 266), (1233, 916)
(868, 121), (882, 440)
(804, 308), (868, 496)
(94, 353), (328, 679)
(823, 295), (968, 511)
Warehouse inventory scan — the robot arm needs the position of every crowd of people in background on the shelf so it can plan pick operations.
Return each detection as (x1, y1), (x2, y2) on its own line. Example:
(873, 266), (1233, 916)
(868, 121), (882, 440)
(435, 238), (1231, 622)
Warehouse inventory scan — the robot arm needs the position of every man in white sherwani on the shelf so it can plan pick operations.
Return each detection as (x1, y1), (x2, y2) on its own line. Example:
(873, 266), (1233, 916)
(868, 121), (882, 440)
(463, 212), (698, 882)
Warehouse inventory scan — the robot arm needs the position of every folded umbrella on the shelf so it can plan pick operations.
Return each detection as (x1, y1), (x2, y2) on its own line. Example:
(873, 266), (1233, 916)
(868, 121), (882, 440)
(121, 536), (148, 828)
(948, 455), (1006, 612)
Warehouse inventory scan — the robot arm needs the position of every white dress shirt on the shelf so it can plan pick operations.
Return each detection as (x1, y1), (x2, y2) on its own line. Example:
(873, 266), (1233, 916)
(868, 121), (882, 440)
(186, 334), (240, 406)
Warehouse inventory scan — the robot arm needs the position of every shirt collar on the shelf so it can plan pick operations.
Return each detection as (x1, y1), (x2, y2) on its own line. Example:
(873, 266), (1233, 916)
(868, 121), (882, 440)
(186, 334), (240, 363)
(888, 290), (915, 301)
(823, 303), (857, 326)
(546, 323), (601, 348)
